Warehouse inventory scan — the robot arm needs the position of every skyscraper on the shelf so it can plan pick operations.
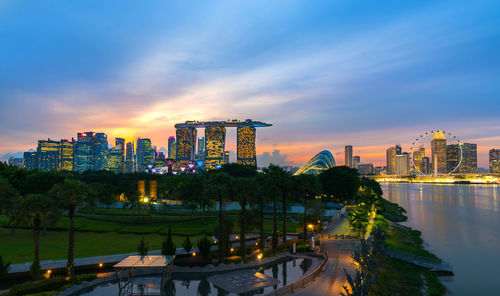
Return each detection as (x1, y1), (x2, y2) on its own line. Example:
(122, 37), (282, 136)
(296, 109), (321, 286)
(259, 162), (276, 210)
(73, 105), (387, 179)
(60, 139), (74, 171)
(137, 138), (155, 171)
(395, 145), (402, 155)
(431, 131), (447, 175)
(345, 145), (353, 168)
(75, 132), (94, 172)
(386, 147), (396, 174)
(459, 143), (477, 173)
(116, 138), (125, 155)
(197, 137), (205, 160)
(175, 127), (197, 166)
(223, 151), (230, 165)
(413, 146), (425, 172)
(125, 142), (135, 173)
(446, 144), (460, 173)
(167, 136), (176, 159)
(237, 126), (256, 166)
(353, 156), (360, 168)
(8, 157), (23, 168)
(205, 126), (226, 169)
(395, 153), (410, 175)
(421, 157), (431, 175)
(93, 133), (108, 170)
(489, 149), (500, 173)
(107, 146), (124, 173)
(23, 151), (38, 170)
(37, 139), (60, 171)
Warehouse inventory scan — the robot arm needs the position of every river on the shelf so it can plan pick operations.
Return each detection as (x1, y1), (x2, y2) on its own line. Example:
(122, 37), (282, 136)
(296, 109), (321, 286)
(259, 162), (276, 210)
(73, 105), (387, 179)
(381, 183), (500, 295)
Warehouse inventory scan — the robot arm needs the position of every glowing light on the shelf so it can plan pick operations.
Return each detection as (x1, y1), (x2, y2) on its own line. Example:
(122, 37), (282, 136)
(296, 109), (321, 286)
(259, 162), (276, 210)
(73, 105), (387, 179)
(143, 197), (149, 203)
(47, 269), (52, 274)
(235, 235), (239, 240)
(192, 252), (196, 256)
(180, 167), (186, 172)
(257, 253), (263, 260)
(230, 248), (234, 252)
(99, 263), (103, 268)
(188, 163), (195, 169)
(307, 224), (314, 229)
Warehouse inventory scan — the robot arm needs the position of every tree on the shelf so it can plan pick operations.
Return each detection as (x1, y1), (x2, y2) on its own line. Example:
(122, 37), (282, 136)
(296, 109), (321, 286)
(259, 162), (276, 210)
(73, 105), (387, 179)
(253, 174), (268, 252)
(0, 176), (21, 234)
(266, 165), (292, 245)
(20, 193), (58, 280)
(347, 204), (370, 237)
(197, 237), (212, 258)
(137, 237), (149, 257)
(320, 167), (360, 204)
(162, 226), (176, 256)
(183, 236), (193, 253)
(49, 179), (94, 276)
(233, 177), (255, 259)
(293, 174), (319, 242)
(0, 256), (11, 281)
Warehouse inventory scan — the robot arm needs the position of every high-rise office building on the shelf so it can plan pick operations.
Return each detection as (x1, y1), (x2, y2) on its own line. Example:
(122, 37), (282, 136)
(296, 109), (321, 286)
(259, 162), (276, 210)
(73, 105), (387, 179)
(489, 149), (500, 173)
(345, 145), (353, 168)
(176, 127), (197, 166)
(431, 131), (447, 175)
(386, 147), (396, 174)
(395, 153), (410, 175)
(395, 145), (402, 155)
(205, 126), (226, 169)
(167, 136), (176, 159)
(37, 139), (60, 171)
(8, 157), (23, 168)
(223, 151), (230, 165)
(421, 157), (431, 175)
(137, 138), (156, 171)
(125, 142), (135, 173)
(459, 143), (477, 173)
(60, 139), (74, 171)
(107, 146), (124, 173)
(75, 132), (94, 172)
(413, 146), (425, 172)
(23, 152), (38, 170)
(353, 156), (360, 168)
(237, 126), (256, 166)
(197, 137), (205, 160)
(446, 144), (460, 173)
(357, 163), (373, 175)
(93, 133), (108, 170)
(154, 152), (166, 168)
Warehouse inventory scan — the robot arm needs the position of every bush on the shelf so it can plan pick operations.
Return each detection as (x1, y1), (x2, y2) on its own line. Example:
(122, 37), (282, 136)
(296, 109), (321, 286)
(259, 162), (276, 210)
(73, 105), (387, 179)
(183, 236), (193, 253)
(9, 274), (97, 296)
(0, 255), (11, 280)
(197, 237), (212, 258)
(137, 237), (148, 257)
(162, 226), (176, 255)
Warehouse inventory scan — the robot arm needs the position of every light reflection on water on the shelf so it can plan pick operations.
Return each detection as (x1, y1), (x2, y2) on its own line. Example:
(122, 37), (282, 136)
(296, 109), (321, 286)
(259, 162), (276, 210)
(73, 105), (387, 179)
(382, 183), (500, 295)
(77, 257), (312, 296)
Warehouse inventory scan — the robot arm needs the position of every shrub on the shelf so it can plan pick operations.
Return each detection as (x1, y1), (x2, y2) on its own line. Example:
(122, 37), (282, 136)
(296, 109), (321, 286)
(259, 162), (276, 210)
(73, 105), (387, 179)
(197, 237), (212, 258)
(0, 255), (11, 280)
(183, 236), (193, 253)
(161, 226), (176, 255)
(9, 274), (97, 296)
(137, 237), (148, 257)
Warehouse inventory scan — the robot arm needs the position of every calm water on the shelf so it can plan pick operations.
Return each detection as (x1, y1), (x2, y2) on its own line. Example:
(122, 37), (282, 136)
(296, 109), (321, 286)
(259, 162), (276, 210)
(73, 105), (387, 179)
(77, 257), (312, 296)
(382, 183), (500, 295)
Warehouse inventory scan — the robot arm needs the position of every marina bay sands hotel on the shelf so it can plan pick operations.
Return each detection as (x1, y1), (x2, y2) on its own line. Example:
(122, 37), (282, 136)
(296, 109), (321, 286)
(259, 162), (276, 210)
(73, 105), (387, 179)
(175, 119), (272, 169)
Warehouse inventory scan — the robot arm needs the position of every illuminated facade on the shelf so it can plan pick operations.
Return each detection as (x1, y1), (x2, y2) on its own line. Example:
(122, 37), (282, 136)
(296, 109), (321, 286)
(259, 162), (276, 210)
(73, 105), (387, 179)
(459, 143), (477, 173)
(196, 137), (205, 160)
(413, 146), (425, 172)
(137, 138), (156, 171)
(386, 147), (396, 174)
(353, 156), (360, 168)
(446, 144), (460, 173)
(223, 151), (230, 165)
(93, 133), (108, 170)
(395, 153), (410, 175)
(205, 127), (226, 169)
(8, 157), (23, 168)
(489, 149), (500, 173)
(345, 145), (353, 168)
(75, 132), (94, 171)
(294, 150), (336, 175)
(60, 139), (74, 171)
(37, 139), (60, 171)
(167, 136), (176, 159)
(175, 127), (197, 166)
(24, 152), (38, 170)
(237, 126), (256, 166)
(431, 131), (447, 175)
(125, 142), (135, 173)
(421, 157), (431, 175)
(107, 146), (124, 173)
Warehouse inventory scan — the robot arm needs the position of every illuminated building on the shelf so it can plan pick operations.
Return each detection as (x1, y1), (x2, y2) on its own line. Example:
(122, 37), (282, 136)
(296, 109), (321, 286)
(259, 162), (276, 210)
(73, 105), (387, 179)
(345, 145), (353, 168)
(237, 126), (256, 166)
(459, 143), (477, 173)
(107, 146), (124, 173)
(357, 163), (373, 175)
(413, 146), (425, 171)
(395, 153), (410, 175)
(167, 136), (176, 159)
(175, 127), (197, 166)
(386, 147), (396, 174)
(23, 152), (38, 170)
(196, 137), (205, 160)
(205, 126), (226, 169)
(353, 156), (360, 168)
(8, 157), (23, 168)
(421, 157), (431, 175)
(154, 152), (166, 168)
(489, 149), (500, 173)
(431, 131), (447, 175)
(137, 138), (156, 171)
(37, 139), (60, 171)
(125, 142), (135, 173)
(395, 145), (402, 155)
(93, 133), (108, 170)
(294, 150), (336, 175)
(223, 151), (230, 165)
(60, 139), (74, 171)
(75, 132), (94, 171)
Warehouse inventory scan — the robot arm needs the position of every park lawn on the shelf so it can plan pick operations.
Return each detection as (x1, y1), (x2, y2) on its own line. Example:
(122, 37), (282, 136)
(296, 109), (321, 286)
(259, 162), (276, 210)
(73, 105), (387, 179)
(385, 223), (439, 260)
(0, 228), (205, 264)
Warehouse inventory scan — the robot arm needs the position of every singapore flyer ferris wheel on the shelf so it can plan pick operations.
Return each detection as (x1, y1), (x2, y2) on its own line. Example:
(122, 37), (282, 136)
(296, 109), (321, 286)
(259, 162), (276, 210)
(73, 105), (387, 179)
(409, 130), (463, 176)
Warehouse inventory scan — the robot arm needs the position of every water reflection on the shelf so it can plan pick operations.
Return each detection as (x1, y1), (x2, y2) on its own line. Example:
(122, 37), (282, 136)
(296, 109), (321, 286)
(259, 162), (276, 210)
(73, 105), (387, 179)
(382, 183), (500, 295)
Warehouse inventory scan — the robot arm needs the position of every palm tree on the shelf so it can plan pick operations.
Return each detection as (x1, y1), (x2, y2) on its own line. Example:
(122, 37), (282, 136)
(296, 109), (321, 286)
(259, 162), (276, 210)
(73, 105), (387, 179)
(253, 174), (268, 252)
(263, 167), (281, 248)
(267, 165), (292, 245)
(234, 177), (254, 260)
(293, 174), (319, 242)
(20, 193), (58, 280)
(49, 179), (93, 277)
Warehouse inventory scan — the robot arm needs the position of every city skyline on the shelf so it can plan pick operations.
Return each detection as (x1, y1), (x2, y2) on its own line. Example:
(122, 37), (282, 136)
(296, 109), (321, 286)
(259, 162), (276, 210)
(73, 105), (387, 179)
(1, 1), (500, 167)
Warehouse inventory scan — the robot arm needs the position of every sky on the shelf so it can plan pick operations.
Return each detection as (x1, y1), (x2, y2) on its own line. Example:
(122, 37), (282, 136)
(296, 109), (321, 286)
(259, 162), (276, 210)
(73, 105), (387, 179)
(0, 0), (499, 167)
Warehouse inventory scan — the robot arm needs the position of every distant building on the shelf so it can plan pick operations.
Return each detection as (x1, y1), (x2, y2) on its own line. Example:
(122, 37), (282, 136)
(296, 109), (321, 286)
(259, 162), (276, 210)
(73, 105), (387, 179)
(8, 157), (23, 168)
(357, 163), (373, 175)
(23, 152), (38, 170)
(137, 138), (155, 171)
(395, 153), (410, 175)
(176, 127), (197, 166)
(107, 146), (124, 173)
(196, 137), (205, 160)
(167, 136), (176, 160)
(93, 133), (108, 170)
(345, 145), (353, 168)
(386, 147), (396, 174)
(413, 146), (425, 172)
(395, 145), (402, 155)
(446, 144), (460, 173)
(431, 131), (447, 175)
(154, 152), (166, 168)
(125, 142), (135, 173)
(421, 157), (431, 175)
(237, 126), (257, 166)
(37, 139), (60, 171)
(459, 143), (477, 173)
(60, 139), (74, 171)
(353, 156), (360, 168)
(489, 149), (500, 173)
(478, 167), (489, 174)
(75, 132), (94, 172)
(205, 126), (226, 169)
(223, 151), (230, 165)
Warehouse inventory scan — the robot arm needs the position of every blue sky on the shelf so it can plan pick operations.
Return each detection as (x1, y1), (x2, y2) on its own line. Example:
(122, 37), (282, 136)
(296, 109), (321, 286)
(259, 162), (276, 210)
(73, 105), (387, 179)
(1, 0), (499, 166)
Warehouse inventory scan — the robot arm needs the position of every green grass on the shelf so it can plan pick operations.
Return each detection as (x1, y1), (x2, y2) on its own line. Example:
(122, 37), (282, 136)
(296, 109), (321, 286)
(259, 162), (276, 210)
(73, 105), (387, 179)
(385, 224), (439, 260)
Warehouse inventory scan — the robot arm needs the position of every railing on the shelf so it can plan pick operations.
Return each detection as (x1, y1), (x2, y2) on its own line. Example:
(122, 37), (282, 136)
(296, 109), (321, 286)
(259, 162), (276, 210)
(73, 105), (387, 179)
(262, 252), (329, 296)
(384, 247), (453, 274)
